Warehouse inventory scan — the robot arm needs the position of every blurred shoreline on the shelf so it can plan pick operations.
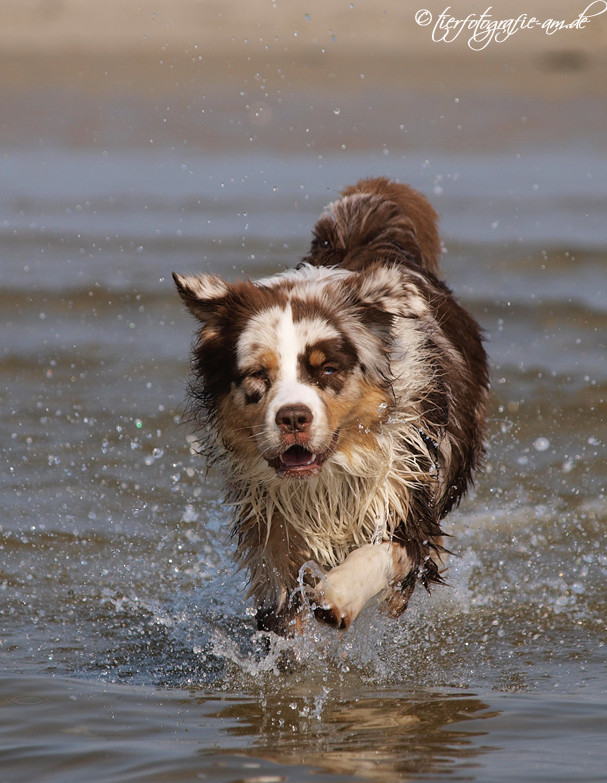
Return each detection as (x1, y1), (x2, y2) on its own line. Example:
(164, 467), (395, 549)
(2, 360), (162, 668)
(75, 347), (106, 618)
(0, 0), (605, 153)
(1, 0), (606, 93)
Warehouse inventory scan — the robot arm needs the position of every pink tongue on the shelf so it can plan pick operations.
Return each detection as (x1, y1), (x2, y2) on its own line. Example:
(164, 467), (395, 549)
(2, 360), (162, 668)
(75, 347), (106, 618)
(280, 445), (315, 467)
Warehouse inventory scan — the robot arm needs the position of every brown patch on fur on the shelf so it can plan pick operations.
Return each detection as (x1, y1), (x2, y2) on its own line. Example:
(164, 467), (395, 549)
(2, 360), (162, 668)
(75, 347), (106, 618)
(302, 177), (441, 277)
(216, 395), (261, 462)
(382, 541), (445, 618)
(341, 178), (442, 274)
(308, 348), (326, 367)
(183, 279), (290, 417)
(237, 509), (312, 632)
(300, 334), (360, 394)
(250, 349), (279, 375)
(328, 381), (392, 455)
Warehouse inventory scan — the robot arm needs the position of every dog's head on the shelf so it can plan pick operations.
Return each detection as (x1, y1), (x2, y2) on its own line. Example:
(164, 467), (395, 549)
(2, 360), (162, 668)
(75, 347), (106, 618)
(174, 264), (419, 479)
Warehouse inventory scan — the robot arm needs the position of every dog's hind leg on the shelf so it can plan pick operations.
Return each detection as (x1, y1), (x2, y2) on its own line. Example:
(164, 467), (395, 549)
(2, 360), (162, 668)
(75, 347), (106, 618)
(306, 542), (412, 629)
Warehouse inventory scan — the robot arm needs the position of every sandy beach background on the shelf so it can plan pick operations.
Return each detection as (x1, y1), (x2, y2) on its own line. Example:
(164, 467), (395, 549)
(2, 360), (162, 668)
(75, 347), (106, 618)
(1, 0), (606, 152)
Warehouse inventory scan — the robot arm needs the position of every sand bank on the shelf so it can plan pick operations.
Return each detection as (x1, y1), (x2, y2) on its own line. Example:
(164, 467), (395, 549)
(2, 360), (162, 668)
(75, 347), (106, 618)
(0, 0), (605, 95)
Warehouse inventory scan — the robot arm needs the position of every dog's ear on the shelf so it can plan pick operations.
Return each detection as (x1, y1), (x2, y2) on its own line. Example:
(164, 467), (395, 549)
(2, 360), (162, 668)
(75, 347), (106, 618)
(349, 264), (405, 316)
(341, 264), (407, 341)
(172, 272), (229, 323)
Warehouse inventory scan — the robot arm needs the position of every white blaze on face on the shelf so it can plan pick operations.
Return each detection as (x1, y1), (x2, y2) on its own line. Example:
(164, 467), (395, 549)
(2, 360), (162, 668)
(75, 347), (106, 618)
(236, 299), (342, 448)
(266, 302), (327, 432)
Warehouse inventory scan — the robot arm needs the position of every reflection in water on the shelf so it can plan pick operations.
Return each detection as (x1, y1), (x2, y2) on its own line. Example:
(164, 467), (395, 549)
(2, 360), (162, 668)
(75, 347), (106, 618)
(0, 671), (497, 783)
(208, 687), (496, 781)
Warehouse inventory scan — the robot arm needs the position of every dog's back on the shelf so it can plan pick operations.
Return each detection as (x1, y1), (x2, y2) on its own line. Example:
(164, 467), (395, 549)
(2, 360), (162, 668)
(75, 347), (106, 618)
(303, 177), (442, 275)
(174, 177), (489, 634)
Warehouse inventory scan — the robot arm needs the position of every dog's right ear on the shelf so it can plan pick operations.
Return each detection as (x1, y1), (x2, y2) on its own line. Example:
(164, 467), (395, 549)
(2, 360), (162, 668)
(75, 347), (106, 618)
(172, 272), (229, 323)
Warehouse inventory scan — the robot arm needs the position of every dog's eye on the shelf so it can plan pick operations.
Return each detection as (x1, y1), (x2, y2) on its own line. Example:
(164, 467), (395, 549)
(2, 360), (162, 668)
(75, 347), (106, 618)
(322, 365), (338, 376)
(250, 369), (267, 380)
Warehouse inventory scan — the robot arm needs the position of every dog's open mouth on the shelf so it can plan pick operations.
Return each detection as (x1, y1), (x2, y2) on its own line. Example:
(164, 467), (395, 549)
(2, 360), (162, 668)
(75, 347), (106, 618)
(268, 445), (323, 478)
(267, 436), (338, 478)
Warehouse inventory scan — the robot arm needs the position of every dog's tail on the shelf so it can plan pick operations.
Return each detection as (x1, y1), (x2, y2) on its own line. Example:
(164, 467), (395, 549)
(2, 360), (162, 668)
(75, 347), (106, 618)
(301, 177), (442, 277)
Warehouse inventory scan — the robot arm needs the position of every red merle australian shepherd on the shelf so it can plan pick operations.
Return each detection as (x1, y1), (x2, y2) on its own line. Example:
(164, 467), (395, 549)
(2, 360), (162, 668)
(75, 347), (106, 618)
(174, 177), (489, 636)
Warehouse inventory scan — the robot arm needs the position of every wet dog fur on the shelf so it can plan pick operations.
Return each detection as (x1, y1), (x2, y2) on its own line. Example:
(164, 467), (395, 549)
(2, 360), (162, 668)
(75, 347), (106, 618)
(174, 177), (489, 635)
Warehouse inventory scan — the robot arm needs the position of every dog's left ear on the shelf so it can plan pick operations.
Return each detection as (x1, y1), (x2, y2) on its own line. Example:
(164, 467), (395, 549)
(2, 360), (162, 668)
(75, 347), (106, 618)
(341, 264), (409, 341)
(348, 264), (405, 317)
(172, 272), (229, 324)
(332, 265), (407, 379)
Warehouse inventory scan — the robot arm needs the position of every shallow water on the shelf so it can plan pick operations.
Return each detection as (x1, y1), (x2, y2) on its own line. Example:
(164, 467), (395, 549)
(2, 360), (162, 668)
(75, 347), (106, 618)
(2, 143), (607, 782)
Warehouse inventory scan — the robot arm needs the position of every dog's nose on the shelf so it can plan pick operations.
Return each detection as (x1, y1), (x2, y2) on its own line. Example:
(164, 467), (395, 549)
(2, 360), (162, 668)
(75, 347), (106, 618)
(275, 404), (313, 433)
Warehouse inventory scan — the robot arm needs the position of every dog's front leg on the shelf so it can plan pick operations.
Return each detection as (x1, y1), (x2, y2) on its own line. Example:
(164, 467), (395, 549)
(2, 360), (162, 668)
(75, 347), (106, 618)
(307, 542), (410, 629)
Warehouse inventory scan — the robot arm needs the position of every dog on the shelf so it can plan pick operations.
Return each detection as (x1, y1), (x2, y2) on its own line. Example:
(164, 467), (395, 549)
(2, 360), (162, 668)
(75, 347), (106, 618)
(174, 177), (489, 635)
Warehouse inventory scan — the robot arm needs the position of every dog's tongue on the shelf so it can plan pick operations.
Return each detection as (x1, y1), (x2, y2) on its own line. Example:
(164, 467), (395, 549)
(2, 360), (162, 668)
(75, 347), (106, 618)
(280, 445), (316, 467)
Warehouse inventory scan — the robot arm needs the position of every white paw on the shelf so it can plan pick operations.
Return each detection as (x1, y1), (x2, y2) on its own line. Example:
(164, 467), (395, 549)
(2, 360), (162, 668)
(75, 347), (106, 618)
(300, 542), (396, 630)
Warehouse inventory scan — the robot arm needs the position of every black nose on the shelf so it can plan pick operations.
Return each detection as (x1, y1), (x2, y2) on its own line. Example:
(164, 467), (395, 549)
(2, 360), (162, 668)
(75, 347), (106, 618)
(275, 404), (313, 433)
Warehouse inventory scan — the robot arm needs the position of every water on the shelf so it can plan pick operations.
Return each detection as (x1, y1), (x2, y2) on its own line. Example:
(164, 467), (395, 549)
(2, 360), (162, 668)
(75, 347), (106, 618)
(2, 139), (607, 782)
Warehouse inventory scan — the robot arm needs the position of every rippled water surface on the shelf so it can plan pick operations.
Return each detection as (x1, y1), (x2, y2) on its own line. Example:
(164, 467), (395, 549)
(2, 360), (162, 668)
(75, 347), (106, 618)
(2, 143), (606, 782)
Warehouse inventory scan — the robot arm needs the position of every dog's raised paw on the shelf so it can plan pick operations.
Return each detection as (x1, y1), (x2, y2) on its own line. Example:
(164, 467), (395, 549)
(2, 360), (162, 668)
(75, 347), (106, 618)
(302, 573), (352, 630)
(312, 602), (350, 630)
